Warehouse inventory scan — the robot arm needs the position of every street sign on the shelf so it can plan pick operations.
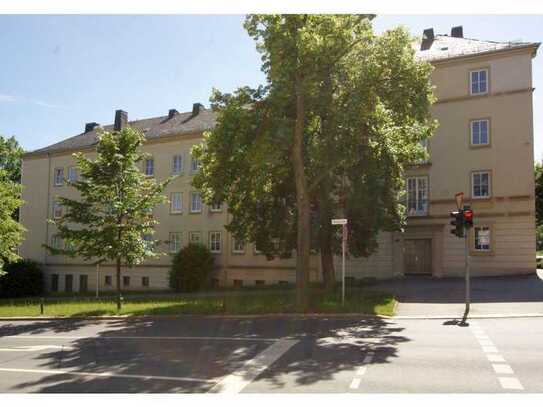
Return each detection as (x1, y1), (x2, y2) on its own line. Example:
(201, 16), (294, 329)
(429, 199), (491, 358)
(331, 219), (347, 225)
(455, 192), (464, 211)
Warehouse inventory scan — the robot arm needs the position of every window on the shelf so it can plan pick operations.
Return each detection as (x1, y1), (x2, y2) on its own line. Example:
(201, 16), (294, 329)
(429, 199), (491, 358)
(51, 235), (62, 250)
(189, 231), (201, 244)
(210, 202), (222, 212)
(79, 275), (88, 293)
(472, 171), (491, 199)
(209, 231), (222, 253)
(470, 69), (488, 95)
(142, 277), (150, 287)
(254, 244), (262, 255)
(170, 192), (183, 214)
(169, 232), (182, 254)
(190, 192), (202, 213)
(51, 274), (59, 292)
(144, 158), (154, 176)
(407, 176), (429, 216)
(471, 119), (490, 146)
(54, 167), (64, 186)
(172, 154), (184, 175)
(53, 201), (63, 219)
(232, 238), (245, 254)
(105, 275), (112, 286)
(65, 274), (73, 292)
(123, 276), (130, 287)
(67, 166), (78, 183)
(142, 234), (154, 250)
(191, 156), (200, 173)
(474, 226), (491, 251)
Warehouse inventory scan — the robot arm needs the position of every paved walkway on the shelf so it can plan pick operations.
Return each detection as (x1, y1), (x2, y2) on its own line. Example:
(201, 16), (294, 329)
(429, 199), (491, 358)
(373, 270), (543, 317)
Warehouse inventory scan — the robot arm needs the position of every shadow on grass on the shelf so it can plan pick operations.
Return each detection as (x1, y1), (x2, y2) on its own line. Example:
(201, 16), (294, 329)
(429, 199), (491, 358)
(1, 309), (407, 392)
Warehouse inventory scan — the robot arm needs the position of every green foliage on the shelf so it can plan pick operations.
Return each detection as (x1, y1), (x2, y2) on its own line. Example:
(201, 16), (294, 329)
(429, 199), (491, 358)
(0, 135), (24, 183)
(169, 243), (215, 292)
(44, 127), (172, 265)
(536, 161), (543, 226)
(0, 171), (25, 272)
(536, 224), (543, 252)
(193, 15), (436, 262)
(0, 259), (43, 298)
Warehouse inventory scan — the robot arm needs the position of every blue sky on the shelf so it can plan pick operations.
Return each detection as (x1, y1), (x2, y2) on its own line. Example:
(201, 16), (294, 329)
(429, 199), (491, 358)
(0, 14), (541, 161)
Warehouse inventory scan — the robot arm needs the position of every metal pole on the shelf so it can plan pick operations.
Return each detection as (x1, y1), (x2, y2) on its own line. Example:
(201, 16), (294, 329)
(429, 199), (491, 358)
(342, 224), (346, 305)
(464, 233), (470, 318)
(96, 262), (100, 299)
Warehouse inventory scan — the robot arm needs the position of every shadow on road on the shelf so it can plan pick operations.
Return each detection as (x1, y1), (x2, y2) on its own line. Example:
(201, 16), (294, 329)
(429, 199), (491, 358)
(0, 315), (408, 393)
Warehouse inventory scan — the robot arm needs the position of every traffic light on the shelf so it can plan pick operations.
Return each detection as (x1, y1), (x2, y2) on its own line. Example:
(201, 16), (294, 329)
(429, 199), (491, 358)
(450, 210), (465, 238)
(463, 207), (474, 228)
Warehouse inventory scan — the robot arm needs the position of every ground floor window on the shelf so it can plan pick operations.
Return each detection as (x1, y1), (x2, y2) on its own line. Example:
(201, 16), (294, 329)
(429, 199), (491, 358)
(407, 176), (428, 216)
(189, 231), (201, 245)
(79, 275), (88, 293)
(169, 232), (182, 254)
(232, 237), (245, 254)
(142, 276), (149, 287)
(105, 275), (112, 286)
(123, 276), (130, 287)
(474, 226), (491, 251)
(65, 274), (73, 292)
(51, 274), (59, 292)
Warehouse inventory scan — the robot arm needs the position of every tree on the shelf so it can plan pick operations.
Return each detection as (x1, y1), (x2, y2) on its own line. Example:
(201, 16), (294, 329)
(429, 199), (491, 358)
(0, 170), (25, 273)
(0, 135), (24, 183)
(45, 128), (172, 311)
(193, 15), (435, 305)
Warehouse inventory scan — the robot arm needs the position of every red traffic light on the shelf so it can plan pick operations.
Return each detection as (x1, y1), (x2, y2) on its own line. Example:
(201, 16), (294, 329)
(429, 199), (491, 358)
(463, 209), (473, 221)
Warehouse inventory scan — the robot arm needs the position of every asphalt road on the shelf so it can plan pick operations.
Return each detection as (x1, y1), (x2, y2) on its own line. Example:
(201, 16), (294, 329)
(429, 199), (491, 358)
(0, 315), (541, 393)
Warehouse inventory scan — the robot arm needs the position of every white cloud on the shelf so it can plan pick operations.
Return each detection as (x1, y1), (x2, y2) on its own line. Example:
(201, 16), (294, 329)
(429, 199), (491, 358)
(0, 94), (17, 103)
(0, 93), (64, 109)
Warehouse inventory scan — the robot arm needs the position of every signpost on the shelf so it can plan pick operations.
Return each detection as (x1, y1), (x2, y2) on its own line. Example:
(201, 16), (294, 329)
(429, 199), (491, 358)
(332, 218), (348, 305)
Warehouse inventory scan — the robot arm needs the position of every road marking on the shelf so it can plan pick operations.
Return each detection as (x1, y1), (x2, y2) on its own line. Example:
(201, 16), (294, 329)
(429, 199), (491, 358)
(0, 345), (74, 352)
(209, 338), (298, 394)
(477, 339), (495, 347)
(487, 354), (506, 363)
(356, 366), (367, 376)
(362, 355), (373, 364)
(0, 367), (215, 383)
(492, 364), (514, 374)
(349, 378), (361, 389)
(3, 335), (275, 342)
(498, 377), (524, 390)
(482, 346), (499, 353)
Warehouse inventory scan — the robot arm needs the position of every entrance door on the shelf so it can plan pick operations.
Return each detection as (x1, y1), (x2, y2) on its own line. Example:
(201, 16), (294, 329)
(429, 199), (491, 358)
(79, 275), (88, 293)
(404, 239), (432, 275)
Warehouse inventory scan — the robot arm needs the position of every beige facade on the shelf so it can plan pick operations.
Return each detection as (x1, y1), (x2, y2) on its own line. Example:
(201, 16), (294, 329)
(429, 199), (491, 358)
(19, 29), (539, 292)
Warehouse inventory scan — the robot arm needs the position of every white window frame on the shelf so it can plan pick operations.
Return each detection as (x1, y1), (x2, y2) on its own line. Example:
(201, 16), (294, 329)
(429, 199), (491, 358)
(169, 232), (182, 254)
(51, 235), (62, 250)
(471, 171), (491, 199)
(232, 237), (245, 254)
(470, 119), (490, 146)
(189, 231), (202, 245)
(209, 231), (222, 253)
(470, 69), (488, 95)
(191, 155), (200, 173)
(53, 201), (63, 219)
(190, 191), (202, 213)
(406, 176), (429, 217)
(474, 226), (491, 252)
(144, 158), (154, 176)
(170, 192), (183, 214)
(210, 202), (222, 212)
(172, 154), (183, 175)
(54, 167), (64, 186)
(67, 166), (78, 183)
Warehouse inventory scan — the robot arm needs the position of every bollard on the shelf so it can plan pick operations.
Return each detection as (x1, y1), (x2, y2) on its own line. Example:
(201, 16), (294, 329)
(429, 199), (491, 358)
(40, 297), (44, 315)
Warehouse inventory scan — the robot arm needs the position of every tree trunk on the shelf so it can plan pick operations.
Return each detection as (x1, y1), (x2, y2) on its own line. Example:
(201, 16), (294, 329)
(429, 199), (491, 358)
(292, 71), (311, 311)
(116, 256), (121, 312)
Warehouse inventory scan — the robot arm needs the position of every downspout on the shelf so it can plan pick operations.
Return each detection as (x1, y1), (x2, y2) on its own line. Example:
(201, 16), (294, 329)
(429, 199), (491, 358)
(44, 152), (51, 265)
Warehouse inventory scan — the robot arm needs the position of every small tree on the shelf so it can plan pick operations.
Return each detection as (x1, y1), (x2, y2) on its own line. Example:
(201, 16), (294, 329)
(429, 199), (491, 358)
(0, 170), (25, 273)
(45, 128), (172, 311)
(169, 243), (214, 292)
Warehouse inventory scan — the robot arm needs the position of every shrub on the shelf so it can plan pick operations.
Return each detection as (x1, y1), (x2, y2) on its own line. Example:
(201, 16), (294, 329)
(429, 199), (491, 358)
(0, 259), (44, 298)
(169, 243), (214, 292)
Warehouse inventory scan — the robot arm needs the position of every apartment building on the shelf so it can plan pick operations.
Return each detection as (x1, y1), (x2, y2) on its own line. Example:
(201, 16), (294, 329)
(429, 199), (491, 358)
(19, 26), (539, 292)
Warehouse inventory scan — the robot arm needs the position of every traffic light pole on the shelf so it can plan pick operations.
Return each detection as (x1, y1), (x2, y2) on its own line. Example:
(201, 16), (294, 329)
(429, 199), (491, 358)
(463, 231), (471, 323)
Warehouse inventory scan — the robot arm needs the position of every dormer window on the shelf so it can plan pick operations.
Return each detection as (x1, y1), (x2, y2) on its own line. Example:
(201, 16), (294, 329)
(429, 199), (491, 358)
(470, 69), (488, 95)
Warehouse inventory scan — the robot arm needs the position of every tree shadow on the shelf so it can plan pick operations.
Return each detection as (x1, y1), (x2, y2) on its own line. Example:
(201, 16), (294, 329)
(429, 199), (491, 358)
(0, 315), (408, 393)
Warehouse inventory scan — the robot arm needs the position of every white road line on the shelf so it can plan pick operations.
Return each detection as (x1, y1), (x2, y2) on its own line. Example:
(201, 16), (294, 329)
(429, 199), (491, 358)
(487, 354), (506, 363)
(498, 377), (524, 390)
(482, 346), (499, 353)
(0, 345), (74, 352)
(0, 367), (215, 383)
(492, 364), (514, 374)
(349, 378), (361, 389)
(356, 366), (367, 376)
(477, 339), (495, 347)
(209, 338), (298, 394)
(2, 335), (275, 342)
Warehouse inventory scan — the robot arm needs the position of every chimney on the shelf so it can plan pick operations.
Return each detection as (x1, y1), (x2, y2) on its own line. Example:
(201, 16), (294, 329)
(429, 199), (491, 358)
(168, 109), (178, 119)
(421, 28), (434, 51)
(84, 122), (99, 133)
(192, 103), (204, 116)
(114, 109), (127, 131)
(451, 26), (463, 38)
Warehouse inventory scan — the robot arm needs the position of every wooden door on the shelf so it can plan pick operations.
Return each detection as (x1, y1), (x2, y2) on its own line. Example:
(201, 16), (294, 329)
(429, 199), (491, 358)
(404, 239), (432, 275)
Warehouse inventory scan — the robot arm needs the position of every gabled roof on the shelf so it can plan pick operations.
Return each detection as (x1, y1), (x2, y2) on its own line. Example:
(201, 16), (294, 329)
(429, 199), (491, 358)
(25, 107), (216, 157)
(415, 34), (539, 62)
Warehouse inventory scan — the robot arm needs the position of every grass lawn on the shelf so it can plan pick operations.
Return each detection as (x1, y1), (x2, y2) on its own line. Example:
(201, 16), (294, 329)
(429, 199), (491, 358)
(0, 288), (396, 317)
